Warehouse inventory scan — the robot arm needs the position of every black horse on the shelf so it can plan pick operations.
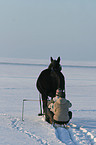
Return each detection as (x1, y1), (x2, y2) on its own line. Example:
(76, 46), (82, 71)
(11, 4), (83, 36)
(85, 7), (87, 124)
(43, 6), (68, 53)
(36, 57), (65, 114)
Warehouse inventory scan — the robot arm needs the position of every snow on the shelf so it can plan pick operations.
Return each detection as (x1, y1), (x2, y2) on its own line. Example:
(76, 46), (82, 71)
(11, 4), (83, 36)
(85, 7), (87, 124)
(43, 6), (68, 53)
(0, 57), (96, 145)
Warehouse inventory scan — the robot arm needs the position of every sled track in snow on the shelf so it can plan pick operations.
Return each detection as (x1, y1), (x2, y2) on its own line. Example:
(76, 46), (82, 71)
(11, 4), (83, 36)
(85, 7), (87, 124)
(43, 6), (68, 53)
(0, 114), (50, 145)
(55, 126), (76, 145)
(53, 123), (96, 145)
(69, 123), (96, 145)
(10, 118), (49, 145)
(1, 113), (96, 145)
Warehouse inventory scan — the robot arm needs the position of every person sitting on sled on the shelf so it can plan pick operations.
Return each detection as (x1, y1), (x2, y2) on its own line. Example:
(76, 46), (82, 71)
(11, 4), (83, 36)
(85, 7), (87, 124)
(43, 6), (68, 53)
(53, 88), (72, 125)
(46, 88), (72, 124)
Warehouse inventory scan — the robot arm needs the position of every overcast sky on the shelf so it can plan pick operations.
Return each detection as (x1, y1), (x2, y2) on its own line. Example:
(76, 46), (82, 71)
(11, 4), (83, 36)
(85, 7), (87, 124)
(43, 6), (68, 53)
(0, 0), (96, 61)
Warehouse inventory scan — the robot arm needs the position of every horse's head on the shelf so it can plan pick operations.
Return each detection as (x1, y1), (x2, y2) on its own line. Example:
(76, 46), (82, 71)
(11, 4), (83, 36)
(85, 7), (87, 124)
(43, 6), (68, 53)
(48, 57), (62, 72)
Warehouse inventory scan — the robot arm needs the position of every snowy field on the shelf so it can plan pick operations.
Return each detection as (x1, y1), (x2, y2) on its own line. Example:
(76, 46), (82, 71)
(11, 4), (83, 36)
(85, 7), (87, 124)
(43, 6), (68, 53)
(0, 57), (96, 145)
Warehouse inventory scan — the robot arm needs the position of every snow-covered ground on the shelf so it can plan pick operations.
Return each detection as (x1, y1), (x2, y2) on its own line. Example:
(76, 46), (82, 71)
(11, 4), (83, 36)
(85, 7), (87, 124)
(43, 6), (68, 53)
(0, 57), (96, 145)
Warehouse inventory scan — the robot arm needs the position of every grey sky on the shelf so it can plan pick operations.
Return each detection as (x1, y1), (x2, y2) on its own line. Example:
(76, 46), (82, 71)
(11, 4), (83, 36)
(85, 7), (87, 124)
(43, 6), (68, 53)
(0, 0), (96, 61)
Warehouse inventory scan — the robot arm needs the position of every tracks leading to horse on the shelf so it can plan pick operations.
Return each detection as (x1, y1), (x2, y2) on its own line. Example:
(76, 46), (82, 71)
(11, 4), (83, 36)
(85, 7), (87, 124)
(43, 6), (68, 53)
(0, 114), (50, 145)
(1, 113), (96, 145)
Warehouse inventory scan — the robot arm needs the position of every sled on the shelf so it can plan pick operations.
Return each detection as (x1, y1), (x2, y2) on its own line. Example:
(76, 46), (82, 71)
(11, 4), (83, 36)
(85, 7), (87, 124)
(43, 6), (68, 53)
(53, 123), (70, 129)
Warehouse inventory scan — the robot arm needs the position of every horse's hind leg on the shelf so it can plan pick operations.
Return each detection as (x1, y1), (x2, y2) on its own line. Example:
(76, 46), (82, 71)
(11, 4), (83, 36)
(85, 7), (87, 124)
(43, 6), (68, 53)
(42, 95), (48, 114)
(42, 95), (52, 123)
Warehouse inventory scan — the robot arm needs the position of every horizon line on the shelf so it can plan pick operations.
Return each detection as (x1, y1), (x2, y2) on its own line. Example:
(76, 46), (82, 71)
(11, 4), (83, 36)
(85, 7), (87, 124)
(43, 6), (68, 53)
(0, 62), (96, 69)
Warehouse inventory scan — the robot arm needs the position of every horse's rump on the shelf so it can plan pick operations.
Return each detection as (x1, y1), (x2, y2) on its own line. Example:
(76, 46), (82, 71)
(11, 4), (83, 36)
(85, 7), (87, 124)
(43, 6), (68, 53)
(36, 69), (65, 98)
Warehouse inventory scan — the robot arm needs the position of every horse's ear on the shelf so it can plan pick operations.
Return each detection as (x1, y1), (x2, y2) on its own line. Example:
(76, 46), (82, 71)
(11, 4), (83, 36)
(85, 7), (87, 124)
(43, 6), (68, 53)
(57, 57), (60, 63)
(50, 57), (53, 62)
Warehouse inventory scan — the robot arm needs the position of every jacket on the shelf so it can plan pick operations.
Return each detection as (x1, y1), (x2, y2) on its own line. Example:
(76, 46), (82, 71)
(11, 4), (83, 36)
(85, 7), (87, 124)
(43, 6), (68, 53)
(53, 97), (72, 122)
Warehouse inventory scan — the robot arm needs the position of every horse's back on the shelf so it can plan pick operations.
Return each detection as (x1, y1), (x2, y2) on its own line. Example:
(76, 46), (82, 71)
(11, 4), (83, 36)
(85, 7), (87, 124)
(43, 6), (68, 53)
(36, 69), (65, 97)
